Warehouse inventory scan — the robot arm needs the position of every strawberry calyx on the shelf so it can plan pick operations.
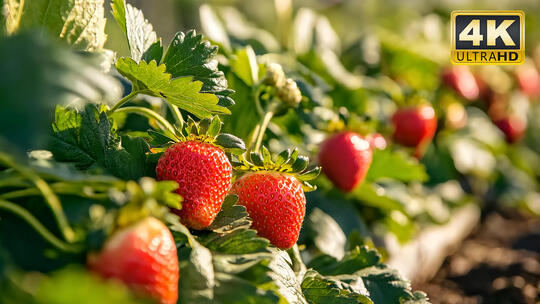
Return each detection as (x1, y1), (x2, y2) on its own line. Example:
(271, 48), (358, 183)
(148, 115), (246, 155)
(232, 146), (321, 192)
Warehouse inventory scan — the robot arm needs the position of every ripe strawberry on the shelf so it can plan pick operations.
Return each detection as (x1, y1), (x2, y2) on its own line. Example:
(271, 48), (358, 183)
(319, 132), (372, 192)
(392, 105), (437, 156)
(442, 66), (479, 101)
(494, 115), (527, 143)
(88, 217), (179, 304)
(156, 140), (232, 229)
(230, 172), (306, 249)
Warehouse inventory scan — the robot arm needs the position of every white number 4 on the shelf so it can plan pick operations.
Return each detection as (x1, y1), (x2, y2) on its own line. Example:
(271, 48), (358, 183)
(459, 19), (516, 46)
(459, 19), (482, 46)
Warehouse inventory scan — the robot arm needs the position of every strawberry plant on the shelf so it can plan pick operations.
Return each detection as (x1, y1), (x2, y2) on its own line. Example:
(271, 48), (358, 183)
(0, 0), (431, 303)
(1, 0), (539, 303)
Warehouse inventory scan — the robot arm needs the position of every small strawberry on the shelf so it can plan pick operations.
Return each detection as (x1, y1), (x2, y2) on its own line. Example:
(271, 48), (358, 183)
(230, 148), (320, 249)
(154, 116), (245, 229)
(392, 104), (437, 157)
(442, 66), (479, 101)
(319, 132), (372, 192)
(88, 217), (179, 304)
(494, 115), (527, 143)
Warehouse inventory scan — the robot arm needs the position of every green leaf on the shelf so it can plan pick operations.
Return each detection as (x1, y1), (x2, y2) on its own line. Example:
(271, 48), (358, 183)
(403, 292), (431, 304)
(49, 105), (149, 180)
(203, 228), (270, 255)
(347, 183), (405, 212)
(206, 195), (248, 233)
(308, 246), (381, 276)
(0, 32), (120, 150)
(116, 57), (230, 119)
(220, 74), (260, 140)
(201, 196), (270, 254)
(212, 272), (280, 304)
(357, 266), (420, 304)
(366, 149), (428, 182)
(141, 39), (164, 63)
(147, 130), (176, 146)
(163, 30), (235, 107)
(301, 270), (373, 304)
(5, 0), (106, 50)
(178, 244), (216, 303)
(303, 208), (346, 259)
(230, 46), (259, 86)
(111, 0), (158, 62)
(168, 216), (279, 304)
(198, 4), (231, 50)
(267, 249), (308, 304)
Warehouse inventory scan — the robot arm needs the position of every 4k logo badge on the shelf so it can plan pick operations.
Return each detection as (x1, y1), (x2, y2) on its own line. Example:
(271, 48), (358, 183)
(451, 11), (524, 65)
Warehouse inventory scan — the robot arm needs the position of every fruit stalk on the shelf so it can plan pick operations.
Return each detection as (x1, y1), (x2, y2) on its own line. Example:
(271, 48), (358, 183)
(252, 101), (280, 153)
(0, 153), (77, 243)
(114, 106), (178, 138)
(167, 103), (184, 127)
(108, 90), (139, 114)
(0, 199), (82, 253)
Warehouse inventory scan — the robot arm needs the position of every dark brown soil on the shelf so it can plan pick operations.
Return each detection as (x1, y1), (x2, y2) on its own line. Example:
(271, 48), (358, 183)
(414, 209), (540, 304)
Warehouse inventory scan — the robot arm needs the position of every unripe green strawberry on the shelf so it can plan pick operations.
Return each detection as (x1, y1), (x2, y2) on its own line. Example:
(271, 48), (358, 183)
(156, 140), (232, 229)
(278, 78), (302, 106)
(88, 217), (178, 304)
(230, 171), (306, 249)
(263, 63), (286, 87)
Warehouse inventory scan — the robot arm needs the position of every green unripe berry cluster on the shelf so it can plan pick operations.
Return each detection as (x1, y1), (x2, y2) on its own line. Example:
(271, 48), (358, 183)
(263, 63), (302, 107)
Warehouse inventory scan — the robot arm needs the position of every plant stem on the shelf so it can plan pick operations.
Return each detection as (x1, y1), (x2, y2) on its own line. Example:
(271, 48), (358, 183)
(167, 103), (184, 128)
(0, 184), (109, 200)
(252, 101), (279, 153)
(0, 154), (77, 243)
(114, 106), (177, 137)
(108, 90), (138, 114)
(0, 199), (82, 253)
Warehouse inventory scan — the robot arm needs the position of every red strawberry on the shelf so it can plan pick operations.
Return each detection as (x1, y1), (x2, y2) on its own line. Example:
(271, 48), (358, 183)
(365, 133), (387, 150)
(494, 115), (527, 143)
(442, 66), (479, 101)
(318, 132), (372, 192)
(230, 172), (306, 249)
(156, 140), (232, 229)
(88, 217), (179, 304)
(392, 105), (437, 157)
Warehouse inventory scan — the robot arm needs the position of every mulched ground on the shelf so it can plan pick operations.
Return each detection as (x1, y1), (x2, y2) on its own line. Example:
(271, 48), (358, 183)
(414, 209), (540, 304)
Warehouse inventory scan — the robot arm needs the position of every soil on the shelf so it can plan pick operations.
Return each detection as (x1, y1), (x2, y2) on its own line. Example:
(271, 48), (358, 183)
(414, 208), (540, 304)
